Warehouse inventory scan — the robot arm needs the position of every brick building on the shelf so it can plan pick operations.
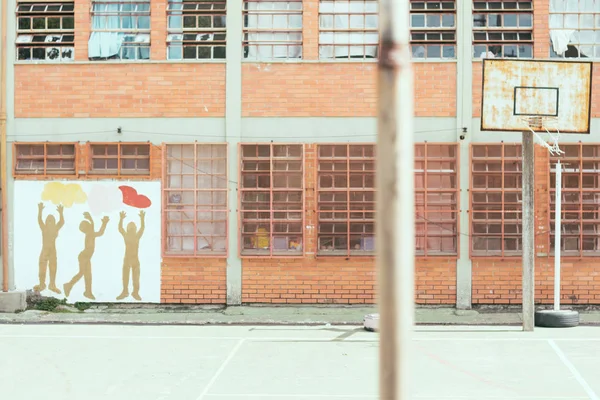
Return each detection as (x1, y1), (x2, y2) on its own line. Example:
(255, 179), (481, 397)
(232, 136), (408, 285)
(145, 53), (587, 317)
(0, 0), (600, 308)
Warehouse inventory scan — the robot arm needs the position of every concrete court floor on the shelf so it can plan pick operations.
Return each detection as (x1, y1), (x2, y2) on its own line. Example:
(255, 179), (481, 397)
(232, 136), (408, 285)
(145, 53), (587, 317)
(1, 324), (599, 400)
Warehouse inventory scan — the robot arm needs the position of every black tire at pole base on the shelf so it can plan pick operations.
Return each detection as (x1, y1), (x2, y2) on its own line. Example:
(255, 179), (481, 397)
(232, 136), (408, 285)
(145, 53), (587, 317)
(534, 310), (579, 328)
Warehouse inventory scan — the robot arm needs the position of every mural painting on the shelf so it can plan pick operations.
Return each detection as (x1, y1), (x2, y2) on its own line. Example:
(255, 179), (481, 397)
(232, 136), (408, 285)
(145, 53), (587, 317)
(14, 181), (161, 303)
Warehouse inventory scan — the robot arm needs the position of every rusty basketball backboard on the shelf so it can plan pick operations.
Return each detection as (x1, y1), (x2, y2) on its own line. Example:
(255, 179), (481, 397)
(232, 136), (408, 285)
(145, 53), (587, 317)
(480, 59), (593, 134)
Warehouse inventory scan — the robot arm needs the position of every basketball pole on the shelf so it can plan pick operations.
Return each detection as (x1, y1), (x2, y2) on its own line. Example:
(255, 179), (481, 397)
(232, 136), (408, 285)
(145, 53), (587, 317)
(554, 160), (562, 311)
(522, 132), (535, 332)
(377, 0), (414, 398)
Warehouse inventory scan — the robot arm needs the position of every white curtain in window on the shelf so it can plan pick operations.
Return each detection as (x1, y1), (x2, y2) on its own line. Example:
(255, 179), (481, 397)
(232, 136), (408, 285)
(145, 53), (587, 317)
(319, 1), (378, 58)
(88, 0), (139, 58)
(549, 0), (596, 55)
(246, 2), (302, 59)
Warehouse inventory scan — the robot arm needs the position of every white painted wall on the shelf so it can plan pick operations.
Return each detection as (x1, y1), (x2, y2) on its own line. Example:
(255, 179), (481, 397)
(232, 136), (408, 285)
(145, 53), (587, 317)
(14, 181), (161, 303)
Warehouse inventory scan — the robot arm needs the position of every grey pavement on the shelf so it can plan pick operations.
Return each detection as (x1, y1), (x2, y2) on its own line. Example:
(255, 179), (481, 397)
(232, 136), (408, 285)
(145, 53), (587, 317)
(2, 324), (600, 400)
(3, 305), (600, 326)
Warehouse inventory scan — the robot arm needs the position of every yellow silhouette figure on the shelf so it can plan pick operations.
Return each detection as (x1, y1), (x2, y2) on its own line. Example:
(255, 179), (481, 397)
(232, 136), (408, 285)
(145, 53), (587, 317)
(64, 212), (109, 300)
(117, 210), (145, 301)
(35, 202), (64, 294)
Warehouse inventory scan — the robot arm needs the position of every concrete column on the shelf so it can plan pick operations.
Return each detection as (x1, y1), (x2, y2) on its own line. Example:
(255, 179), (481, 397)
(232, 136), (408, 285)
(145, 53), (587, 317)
(225, 0), (243, 305)
(455, 0), (473, 309)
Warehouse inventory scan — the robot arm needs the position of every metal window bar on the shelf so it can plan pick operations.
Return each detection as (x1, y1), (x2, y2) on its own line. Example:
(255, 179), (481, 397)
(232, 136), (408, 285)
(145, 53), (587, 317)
(88, 142), (151, 176)
(239, 143), (305, 257)
(167, 0), (227, 60)
(409, 0), (457, 60)
(549, 143), (600, 257)
(317, 144), (376, 257)
(163, 143), (228, 257)
(470, 143), (523, 258)
(16, 1), (74, 61)
(13, 142), (77, 176)
(472, 0), (533, 59)
(414, 143), (459, 257)
(243, 0), (303, 60)
(318, 0), (380, 60)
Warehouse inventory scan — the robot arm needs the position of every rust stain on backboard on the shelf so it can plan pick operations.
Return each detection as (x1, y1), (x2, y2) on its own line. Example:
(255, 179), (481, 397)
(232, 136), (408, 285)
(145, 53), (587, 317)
(480, 59), (593, 134)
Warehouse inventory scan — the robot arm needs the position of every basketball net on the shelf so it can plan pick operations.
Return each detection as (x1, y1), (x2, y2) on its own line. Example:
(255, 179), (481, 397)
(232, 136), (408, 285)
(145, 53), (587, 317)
(519, 116), (564, 156)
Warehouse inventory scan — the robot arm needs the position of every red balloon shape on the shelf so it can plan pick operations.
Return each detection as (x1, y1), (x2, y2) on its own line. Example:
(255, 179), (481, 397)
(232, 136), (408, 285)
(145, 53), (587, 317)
(119, 185), (152, 209)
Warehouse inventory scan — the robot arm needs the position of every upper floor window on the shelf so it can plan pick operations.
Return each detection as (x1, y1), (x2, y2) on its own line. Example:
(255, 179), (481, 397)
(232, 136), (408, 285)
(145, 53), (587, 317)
(88, 143), (151, 175)
(550, 0), (600, 58)
(410, 0), (456, 60)
(16, 1), (74, 62)
(167, 0), (227, 60)
(88, 0), (151, 61)
(318, 0), (379, 60)
(473, 0), (533, 59)
(243, 0), (303, 60)
(14, 143), (76, 176)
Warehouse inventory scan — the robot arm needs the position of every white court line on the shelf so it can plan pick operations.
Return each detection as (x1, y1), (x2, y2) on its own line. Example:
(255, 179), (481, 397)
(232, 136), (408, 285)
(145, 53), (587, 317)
(195, 338), (246, 400)
(548, 339), (599, 400)
(2, 334), (600, 342)
(205, 395), (377, 398)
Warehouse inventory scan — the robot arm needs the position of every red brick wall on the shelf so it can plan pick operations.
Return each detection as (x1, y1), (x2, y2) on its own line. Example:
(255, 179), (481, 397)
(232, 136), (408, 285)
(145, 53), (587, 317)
(241, 63), (456, 117)
(161, 258), (227, 304)
(241, 144), (457, 305)
(14, 64), (226, 118)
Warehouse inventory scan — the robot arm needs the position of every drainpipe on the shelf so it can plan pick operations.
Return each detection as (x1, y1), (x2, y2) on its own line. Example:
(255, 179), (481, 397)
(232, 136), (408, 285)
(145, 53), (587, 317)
(1, 0), (9, 292)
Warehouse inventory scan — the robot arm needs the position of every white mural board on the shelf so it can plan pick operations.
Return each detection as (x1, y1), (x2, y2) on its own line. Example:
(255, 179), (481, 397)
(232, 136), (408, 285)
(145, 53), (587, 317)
(14, 181), (161, 303)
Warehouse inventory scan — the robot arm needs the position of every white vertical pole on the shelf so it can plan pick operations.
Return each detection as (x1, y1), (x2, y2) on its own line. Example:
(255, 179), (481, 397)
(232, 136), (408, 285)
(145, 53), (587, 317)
(554, 160), (562, 311)
(377, 0), (414, 398)
(521, 133), (535, 331)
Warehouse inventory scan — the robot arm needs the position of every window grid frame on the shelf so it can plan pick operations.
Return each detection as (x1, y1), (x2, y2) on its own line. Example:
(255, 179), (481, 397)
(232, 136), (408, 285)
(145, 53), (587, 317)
(472, 0), (534, 59)
(415, 143), (460, 257)
(239, 143), (305, 258)
(15, 0), (75, 62)
(549, 8), (600, 59)
(242, 0), (304, 61)
(166, 0), (227, 61)
(318, 0), (380, 61)
(162, 143), (229, 258)
(549, 143), (600, 257)
(470, 143), (523, 258)
(87, 142), (151, 177)
(409, 0), (457, 60)
(317, 143), (376, 258)
(13, 142), (78, 177)
(89, 0), (151, 61)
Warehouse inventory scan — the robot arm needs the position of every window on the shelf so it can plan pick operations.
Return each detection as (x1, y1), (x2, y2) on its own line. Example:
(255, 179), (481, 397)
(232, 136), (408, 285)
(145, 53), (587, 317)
(88, 0), (151, 60)
(240, 144), (304, 256)
(88, 143), (150, 175)
(550, 144), (600, 256)
(317, 144), (375, 256)
(318, 0), (379, 59)
(550, 0), (600, 58)
(164, 144), (227, 256)
(415, 144), (459, 256)
(243, 0), (303, 60)
(167, 0), (226, 60)
(471, 144), (523, 257)
(14, 143), (76, 176)
(410, 0), (456, 59)
(473, 0), (533, 59)
(16, 1), (74, 62)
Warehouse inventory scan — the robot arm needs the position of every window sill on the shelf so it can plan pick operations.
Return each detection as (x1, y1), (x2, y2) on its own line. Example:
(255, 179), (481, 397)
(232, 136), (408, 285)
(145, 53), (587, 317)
(163, 252), (227, 258)
(14, 59), (227, 66)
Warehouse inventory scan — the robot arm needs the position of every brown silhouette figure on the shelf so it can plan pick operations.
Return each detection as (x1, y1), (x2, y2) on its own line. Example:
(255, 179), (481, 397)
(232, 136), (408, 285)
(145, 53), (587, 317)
(35, 202), (64, 294)
(64, 212), (109, 300)
(117, 210), (145, 301)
